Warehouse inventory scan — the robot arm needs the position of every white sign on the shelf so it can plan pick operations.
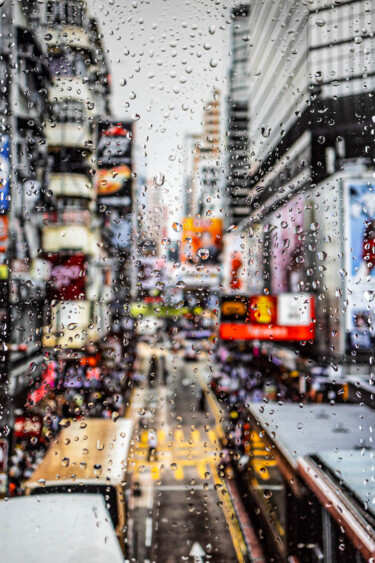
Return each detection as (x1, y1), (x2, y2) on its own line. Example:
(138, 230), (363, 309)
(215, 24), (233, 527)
(277, 293), (311, 326)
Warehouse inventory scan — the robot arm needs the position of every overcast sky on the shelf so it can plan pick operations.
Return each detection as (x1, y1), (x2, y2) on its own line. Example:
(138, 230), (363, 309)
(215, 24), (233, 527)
(88, 0), (234, 219)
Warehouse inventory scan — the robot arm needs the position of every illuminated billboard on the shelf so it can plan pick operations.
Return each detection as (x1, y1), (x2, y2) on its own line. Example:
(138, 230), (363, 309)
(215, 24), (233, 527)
(47, 253), (86, 301)
(96, 121), (133, 209)
(220, 293), (315, 341)
(0, 136), (10, 212)
(344, 180), (375, 350)
(181, 217), (223, 265)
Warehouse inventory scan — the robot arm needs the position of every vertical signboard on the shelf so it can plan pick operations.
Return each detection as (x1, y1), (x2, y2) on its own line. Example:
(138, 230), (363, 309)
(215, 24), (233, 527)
(47, 254), (86, 301)
(0, 136), (10, 213)
(269, 193), (305, 294)
(222, 232), (249, 294)
(344, 180), (375, 351)
(181, 217), (223, 265)
(96, 121), (133, 210)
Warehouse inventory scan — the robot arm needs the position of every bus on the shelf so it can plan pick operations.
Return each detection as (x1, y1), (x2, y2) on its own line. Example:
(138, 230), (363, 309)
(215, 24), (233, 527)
(0, 494), (124, 563)
(25, 418), (134, 554)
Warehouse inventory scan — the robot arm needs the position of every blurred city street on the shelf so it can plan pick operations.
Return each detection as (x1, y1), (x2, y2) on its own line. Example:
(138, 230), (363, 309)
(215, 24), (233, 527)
(0, 0), (375, 562)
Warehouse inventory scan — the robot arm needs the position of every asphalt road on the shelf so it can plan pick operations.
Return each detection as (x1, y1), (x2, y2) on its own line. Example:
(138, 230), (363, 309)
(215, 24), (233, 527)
(127, 352), (242, 563)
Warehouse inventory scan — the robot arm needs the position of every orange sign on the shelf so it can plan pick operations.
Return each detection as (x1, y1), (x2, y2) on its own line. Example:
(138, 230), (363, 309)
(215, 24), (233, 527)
(181, 217), (223, 265)
(221, 301), (247, 317)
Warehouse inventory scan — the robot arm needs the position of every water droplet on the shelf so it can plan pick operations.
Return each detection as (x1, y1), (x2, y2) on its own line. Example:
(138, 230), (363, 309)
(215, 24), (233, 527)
(261, 125), (271, 138)
(154, 173), (165, 186)
(316, 18), (326, 27)
(59, 419), (71, 428)
(62, 457), (70, 467)
(197, 248), (210, 260)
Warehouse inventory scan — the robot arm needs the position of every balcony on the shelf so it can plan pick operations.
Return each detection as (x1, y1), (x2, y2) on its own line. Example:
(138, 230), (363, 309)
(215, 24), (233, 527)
(45, 25), (91, 51)
(46, 121), (92, 150)
(42, 224), (99, 255)
(43, 300), (93, 349)
(48, 173), (94, 199)
(43, 299), (109, 349)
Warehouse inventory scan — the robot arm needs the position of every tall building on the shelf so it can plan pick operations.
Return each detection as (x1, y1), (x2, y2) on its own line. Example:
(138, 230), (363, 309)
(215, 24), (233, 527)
(41, 0), (112, 351)
(187, 89), (222, 218)
(242, 0), (375, 362)
(247, 0), (375, 214)
(0, 1), (51, 420)
(226, 4), (251, 225)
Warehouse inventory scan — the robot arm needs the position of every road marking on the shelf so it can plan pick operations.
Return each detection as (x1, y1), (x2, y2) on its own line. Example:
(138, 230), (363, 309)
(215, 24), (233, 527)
(197, 461), (207, 480)
(151, 464), (160, 480)
(156, 484), (215, 491)
(145, 516), (153, 547)
(189, 542), (206, 562)
(175, 428), (185, 442)
(175, 463), (184, 480)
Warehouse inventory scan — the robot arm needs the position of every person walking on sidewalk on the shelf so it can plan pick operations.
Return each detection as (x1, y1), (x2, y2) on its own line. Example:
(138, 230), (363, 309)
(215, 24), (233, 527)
(198, 388), (206, 412)
(148, 354), (159, 388)
(147, 429), (158, 461)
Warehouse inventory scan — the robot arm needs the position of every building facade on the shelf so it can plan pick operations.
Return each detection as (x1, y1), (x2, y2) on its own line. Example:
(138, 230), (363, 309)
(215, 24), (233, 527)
(226, 4), (251, 225)
(239, 0), (375, 363)
(41, 0), (113, 351)
(0, 0), (51, 417)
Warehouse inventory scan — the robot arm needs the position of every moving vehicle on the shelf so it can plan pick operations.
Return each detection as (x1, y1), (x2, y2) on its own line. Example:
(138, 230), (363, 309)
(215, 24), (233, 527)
(183, 329), (213, 361)
(25, 418), (133, 554)
(0, 494), (124, 563)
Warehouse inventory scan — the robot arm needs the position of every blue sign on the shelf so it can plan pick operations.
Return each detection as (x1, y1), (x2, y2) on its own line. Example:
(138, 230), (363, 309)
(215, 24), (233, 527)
(0, 136), (10, 212)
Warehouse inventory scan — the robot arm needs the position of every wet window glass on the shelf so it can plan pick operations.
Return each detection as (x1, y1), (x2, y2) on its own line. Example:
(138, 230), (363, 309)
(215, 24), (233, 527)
(0, 1), (374, 562)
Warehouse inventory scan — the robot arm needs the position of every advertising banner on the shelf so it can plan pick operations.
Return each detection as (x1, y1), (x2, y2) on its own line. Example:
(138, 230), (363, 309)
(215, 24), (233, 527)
(220, 293), (315, 341)
(269, 193), (305, 294)
(0, 216), (8, 254)
(222, 233), (249, 294)
(181, 217), (223, 265)
(344, 180), (375, 350)
(0, 136), (10, 212)
(96, 121), (133, 209)
(14, 415), (43, 439)
(47, 253), (86, 301)
(248, 224), (264, 294)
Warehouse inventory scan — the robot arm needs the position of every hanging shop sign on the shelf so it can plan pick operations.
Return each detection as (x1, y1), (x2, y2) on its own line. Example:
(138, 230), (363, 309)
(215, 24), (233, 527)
(96, 121), (133, 210)
(219, 293), (315, 342)
(0, 136), (10, 212)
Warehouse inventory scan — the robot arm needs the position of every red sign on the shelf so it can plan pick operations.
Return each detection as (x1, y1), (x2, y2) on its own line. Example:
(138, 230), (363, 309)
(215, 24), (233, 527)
(220, 294), (315, 342)
(14, 415), (43, 439)
(0, 216), (8, 253)
(48, 253), (85, 300)
(219, 322), (314, 341)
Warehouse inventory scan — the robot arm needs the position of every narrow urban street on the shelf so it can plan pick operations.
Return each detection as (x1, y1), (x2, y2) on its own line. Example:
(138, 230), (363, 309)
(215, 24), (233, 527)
(1, 1), (375, 562)
(126, 351), (245, 562)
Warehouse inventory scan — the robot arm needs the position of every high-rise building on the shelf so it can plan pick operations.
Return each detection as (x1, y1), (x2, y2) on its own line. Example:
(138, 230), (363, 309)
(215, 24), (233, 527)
(247, 0), (375, 215)
(243, 0), (375, 362)
(41, 0), (112, 350)
(226, 4), (250, 225)
(186, 89), (222, 218)
(0, 1), (51, 419)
